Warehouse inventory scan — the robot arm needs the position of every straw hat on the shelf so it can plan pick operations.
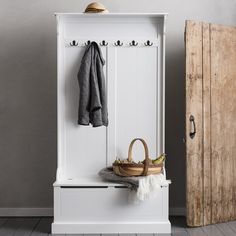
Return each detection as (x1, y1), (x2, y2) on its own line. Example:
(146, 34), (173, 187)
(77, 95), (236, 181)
(84, 2), (109, 13)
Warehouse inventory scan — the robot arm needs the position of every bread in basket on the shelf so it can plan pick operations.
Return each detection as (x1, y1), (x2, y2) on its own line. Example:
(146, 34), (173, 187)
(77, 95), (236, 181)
(112, 138), (165, 177)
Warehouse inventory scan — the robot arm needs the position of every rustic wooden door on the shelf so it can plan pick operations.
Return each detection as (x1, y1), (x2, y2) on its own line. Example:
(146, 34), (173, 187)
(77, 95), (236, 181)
(186, 20), (236, 227)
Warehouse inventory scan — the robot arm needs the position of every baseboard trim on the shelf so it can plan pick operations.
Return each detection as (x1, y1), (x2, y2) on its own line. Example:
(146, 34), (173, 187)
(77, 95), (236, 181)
(52, 222), (171, 234)
(0, 208), (53, 217)
(170, 207), (186, 216)
(0, 207), (185, 217)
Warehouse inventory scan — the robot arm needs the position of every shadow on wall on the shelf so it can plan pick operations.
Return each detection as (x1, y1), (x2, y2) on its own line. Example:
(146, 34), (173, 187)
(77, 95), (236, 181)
(165, 44), (186, 208)
(0, 19), (58, 207)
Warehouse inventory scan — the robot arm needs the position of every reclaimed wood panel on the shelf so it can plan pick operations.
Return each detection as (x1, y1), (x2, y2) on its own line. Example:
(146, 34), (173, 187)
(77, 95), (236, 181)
(210, 24), (236, 224)
(185, 20), (204, 227)
(202, 22), (212, 226)
(186, 21), (236, 226)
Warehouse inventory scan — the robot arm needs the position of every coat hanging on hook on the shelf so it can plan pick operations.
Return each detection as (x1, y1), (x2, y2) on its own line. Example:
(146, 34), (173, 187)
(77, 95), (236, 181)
(85, 40), (91, 46)
(77, 41), (108, 127)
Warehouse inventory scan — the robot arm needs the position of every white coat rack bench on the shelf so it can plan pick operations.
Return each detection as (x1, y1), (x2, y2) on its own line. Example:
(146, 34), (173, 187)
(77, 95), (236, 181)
(52, 13), (171, 235)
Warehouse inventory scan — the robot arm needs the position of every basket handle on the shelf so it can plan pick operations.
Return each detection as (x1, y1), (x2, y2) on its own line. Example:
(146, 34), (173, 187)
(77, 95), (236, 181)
(128, 138), (150, 176)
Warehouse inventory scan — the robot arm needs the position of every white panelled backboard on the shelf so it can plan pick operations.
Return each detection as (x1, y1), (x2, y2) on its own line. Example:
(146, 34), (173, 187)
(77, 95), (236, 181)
(56, 14), (166, 181)
(115, 47), (158, 162)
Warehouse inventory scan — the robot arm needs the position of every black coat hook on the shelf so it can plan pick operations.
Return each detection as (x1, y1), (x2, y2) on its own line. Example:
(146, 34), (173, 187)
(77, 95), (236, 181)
(130, 40), (138, 46)
(70, 40), (78, 46)
(85, 40), (91, 46)
(144, 40), (153, 46)
(100, 40), (108, 46)
(114, 40), (123, 46)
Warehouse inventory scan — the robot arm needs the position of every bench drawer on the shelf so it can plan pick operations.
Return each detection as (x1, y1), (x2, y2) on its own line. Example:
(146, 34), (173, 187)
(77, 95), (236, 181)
(54, 186), (169, 222)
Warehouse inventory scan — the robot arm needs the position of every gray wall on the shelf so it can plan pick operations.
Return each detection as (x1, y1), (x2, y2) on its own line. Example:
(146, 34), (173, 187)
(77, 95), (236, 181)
(0, 0), (235, 209)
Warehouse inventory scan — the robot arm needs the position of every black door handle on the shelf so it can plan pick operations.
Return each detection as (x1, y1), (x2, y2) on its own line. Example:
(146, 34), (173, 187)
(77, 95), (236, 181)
(189, 115), (196, 139)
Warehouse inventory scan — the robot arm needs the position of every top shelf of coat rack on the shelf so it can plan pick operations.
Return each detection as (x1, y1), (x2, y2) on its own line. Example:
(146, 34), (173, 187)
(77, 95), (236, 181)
(55, 13), (168, 17)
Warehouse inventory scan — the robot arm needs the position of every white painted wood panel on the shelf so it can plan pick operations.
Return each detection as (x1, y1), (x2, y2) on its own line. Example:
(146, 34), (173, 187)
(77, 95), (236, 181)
(63, 16), (161, 39)
(57, 16), (165, 180)
(115, 47), (158, 161)
(58, 187), (165, 222)
(63, 46), (107, 178)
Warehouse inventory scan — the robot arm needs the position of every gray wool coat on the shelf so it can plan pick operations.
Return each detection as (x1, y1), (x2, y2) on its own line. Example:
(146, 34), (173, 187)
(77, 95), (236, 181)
(77, 42), (108, 127)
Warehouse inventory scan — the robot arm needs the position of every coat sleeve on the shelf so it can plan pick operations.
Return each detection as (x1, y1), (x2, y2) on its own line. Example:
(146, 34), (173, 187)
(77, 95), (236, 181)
(96, 55), (108, 126)
(89, 54), (102, 112)
(77, 50), (91, 125)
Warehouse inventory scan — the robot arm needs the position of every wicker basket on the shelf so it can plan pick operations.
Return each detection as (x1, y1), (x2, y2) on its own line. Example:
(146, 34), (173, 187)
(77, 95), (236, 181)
(113, 138), (163, 177)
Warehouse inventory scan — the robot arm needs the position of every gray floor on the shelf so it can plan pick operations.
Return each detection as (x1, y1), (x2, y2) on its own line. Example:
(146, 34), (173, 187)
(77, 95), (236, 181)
(0, 217), (236, 236)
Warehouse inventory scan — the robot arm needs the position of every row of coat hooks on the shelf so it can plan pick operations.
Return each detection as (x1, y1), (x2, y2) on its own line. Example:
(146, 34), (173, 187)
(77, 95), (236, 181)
(69, 40), (154, 47)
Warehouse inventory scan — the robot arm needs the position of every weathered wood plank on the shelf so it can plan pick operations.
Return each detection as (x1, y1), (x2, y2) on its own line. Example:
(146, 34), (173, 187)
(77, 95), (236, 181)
(202, 22), (212, 226)
(77, 235), (99, 236)
(226, 221), (236, 232)
(154, 234), (170, 236)
(185, 20), (204, 227)
(31, 217), (52, 235)
(1, 217), (236, 236)
(171, 230), (188, 236)
(171, 229), (189, 236)
(202, 224), (224, 236)
(84, 234), (100, 236)
(118, 234), (135, 236)
(137, 234), (153, 236)
(101, 235), (118, 236)
(186, 21), (236, 226)
(210, 24), (236, 223)
(186, 227), (207, 236)
(0, 217), (25, 236)
(48, 234), (66, 236)
(13, 217), (40, 236)
(104, 235), (118, 236)
(171, 225), (188, 236)
(100, 235), (117, 236)
(216, 222), (236, 236)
